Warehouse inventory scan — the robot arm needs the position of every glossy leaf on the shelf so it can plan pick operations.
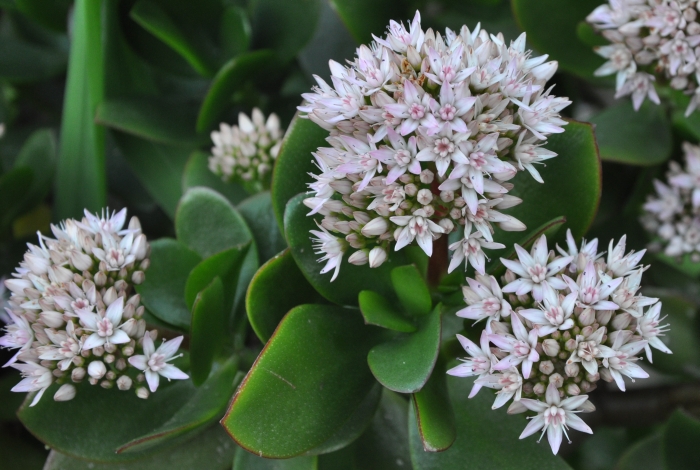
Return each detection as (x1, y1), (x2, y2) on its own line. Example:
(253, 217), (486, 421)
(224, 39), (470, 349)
(184, 244), (250, 310)
(409, 359), (456, 453)
(409, 375), (572, 468)
(97, 98), (206, 146)
(368, 306), (441, 393)
(18, 380), (197, 462)
(176, 187), (253, 259)
(246, 249), (321, 342)
(391, 265), (431, 317)
(136, 238), (202, 329)
(43, 424), (236, 470)
(234, 451), (316, 470)
(359, 290), (417, 333)
(189, 277), (225, 385)
(220, 6), (251, 58)
(285, 193), (408, 306)
(182, 150), (248, 205)
(196, 50), (274, 132)
(590, 101), (672, 165)
(222, 304), (380, 458)
(55, 0), (105, 219)
(616, 434), (664, 470)
(329, 0), (405, 44)
(511, 0), (604, 78)
(663, 409), (700, 469)
(271, 115), (329, 231)
(12, 128), (57, 215)
(118, 360), (241, 453)
(238, 191), (287, 263)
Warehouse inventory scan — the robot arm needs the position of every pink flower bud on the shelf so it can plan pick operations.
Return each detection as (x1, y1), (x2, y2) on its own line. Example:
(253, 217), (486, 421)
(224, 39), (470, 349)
(54, 384), (76, 402)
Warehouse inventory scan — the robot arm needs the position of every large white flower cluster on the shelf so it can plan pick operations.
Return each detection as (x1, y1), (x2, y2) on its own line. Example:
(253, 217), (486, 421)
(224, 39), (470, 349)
(209, 108), (283, 193)
(588, 0), (700, 114)
(299, 11), (570, 280)
(448, 231), (671, 454)
(0, 209), (187, 406)
(642, 141), (700, 259)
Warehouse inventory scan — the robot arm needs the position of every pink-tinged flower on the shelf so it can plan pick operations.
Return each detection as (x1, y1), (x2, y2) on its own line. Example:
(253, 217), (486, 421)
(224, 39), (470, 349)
(615, 72), (660, 111)
(475, 367), (523, 409)
(391, 209), (445, 256)
(384, 80), (438, 136)
(78, 297), (131, 350)
(610, 269), (658, 317)
(566, 327), (607, 375)
(448, 232), (505, 275)
(520, 285), (576, 336)
(425, 44), (476, 85)
(635, 302), (672, 362)
(599, 334), (649, 391)
(370, 127), (421, 184)
(415, 124), (468, 177)
(128, 334), (188, 392)
(556, 229), (601, 275)
(456, 275), (512, 323)
(447, 331), (495, 398)
(335, 136), (381, 191)
(489, 313), (540, 379)
(519, 383), (593, 455)
(513, 88), (570, 140)
(606, 235), (646, 277)
(563, 261), (622, 311)
(429, 82), (476, 133)
(37, 322), (82, 371)
(669, 142), (700, 208)
(513, 134), (558, 184)
(79, 208), (128, 235)
(310, 226), (347, 282)
(0, 309), (33, 367)
(501, 235), (572, 302)
(11, 361), (53, 406)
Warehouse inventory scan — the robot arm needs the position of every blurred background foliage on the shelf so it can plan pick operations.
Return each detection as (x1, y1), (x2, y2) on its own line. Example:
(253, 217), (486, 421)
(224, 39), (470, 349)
(1, 0), (700, 469)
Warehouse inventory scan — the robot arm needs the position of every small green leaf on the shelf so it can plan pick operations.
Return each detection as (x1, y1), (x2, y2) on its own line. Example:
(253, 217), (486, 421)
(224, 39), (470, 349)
(590, 101), (672, 165)
(246, 249), (321, 342)
(136, 238), (202, 329)
(222, 304), (380, 458)
(271, 115), (329, 232)
(359, 290), (417, 333)
(391, 265), (431, 317)
(184, 243), (250, 310)
(43, 424), (236, 470)
(616, 434), (664, 470)
(663, 409), (700, 469)
(329, 0), (406, 44)
(284, 193), (408, 306)
(220, 6), (251, 58)
(234, 451), (317, 469)
(238, 191), (287, 263)
(196, 50), (275, 133)
(368, 306), (441, 393)
(117, 360), (241, 453)
(189, 277), (226, 385)
(410, 358), (456, 453)
(97, 98), (206, 147)
(176, 187), (253, 259)
(511, 0), (604, 78)
(182, 150), (248, 205)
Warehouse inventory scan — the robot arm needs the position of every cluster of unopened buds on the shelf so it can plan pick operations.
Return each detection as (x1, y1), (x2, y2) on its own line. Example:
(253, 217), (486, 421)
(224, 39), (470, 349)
(587, 0), (700, 114)
(448, 230), (672, 454)
(300, 11), (570, 280)
(209, 108), (284, 193)
(642, 141), (700, 260)
(0, 209), (188, 406)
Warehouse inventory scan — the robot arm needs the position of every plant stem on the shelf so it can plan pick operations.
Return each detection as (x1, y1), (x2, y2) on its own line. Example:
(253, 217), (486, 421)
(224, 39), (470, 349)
(428, 235), (448, 288)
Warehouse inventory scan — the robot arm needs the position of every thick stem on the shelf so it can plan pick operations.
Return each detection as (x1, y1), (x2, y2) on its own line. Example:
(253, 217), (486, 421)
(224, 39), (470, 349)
(428, 234), (449, 288)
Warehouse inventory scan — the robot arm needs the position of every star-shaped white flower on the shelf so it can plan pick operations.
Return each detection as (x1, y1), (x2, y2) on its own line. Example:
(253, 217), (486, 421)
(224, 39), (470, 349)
(0, 309), (33, 367)
(456, 274), (512, 324)
(128, 334), (188, 392)
(78, 297), (131, 350)
(310, 225), (347, 282)
(519, 285), (576, 336)
(391, 208), (445, 256)
(11, 361), (53, 406)
(489, 312), (540, 379)
(446, 331), (495, 398)
(635, 302), (672, 362)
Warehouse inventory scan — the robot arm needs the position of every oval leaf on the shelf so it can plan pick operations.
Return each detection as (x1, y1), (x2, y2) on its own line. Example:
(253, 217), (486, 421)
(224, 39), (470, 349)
(391, 265), (431, 317)
(238, 191), (288, 263)
(359, 290), (417, 333)
(182, 150), (248, 206)
(663, 409), (700, 469)
(409, 358), (456, 453)
(189, 277), (226, 385)
(184, 243), (250, 310)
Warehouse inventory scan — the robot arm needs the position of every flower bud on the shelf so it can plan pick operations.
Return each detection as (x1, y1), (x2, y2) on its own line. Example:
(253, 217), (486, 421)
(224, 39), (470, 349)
(54, 384), (77, 402)
(596, 309), (613, 325)
(564, 338), (577, 352)
(330, 179), (353, 194)
(549, 373), (564, 388)
(440, 190), (454, 203)
(72, 367), (86, 382)
(416, 189), (433, 205)
(132, 234), (148, 260)
(101, 380), (113, 389)
(565, 362), (580, 377)
(348, 250), (369, 266)
(539, 360), (554, 375)
(580, 381), (596, 393)
(578, 308), (595, 326)
(507, 400), (527, 414)
(586, 372), (600, 383)
(612, 312), (632, 330)
(361, 218), (389, 237)
(497, 216), (526, 232)
(132, 271), (145, 285)
(94, 271), (107, 287)
(438, 219), (454, 234)
(542, 339), (560, 357)
(353, 211), (371, 225)
(88, 361), (106, 379)
(599, 368), (613, 382)
(40, 311), (65, 328)
(70, 251), (93, 271)
(129, 215), (142, 231)
(117, 375), (133, 391)
(369, 247), (388, 268)
(579, 400), (596, 413)
(404, 184), (417, 196)
(136, 387), (150, 399)
(494, 194), (522, 210)
(407, 45), (422, 68)
(103, 287), (118, 307)
(566, 383), (581, 396)
(533, 383), (546, 395)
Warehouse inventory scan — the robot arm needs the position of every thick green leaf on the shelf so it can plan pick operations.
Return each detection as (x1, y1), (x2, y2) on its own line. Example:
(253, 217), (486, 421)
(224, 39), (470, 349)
(249, 0), (321, 62)
(391, 265), (431, 317)
(97, 98), (206, 146)
(234, 451), (317, 470)
(576, 21), (608, 48)
(12, 128), (56, 214)
(246, 249), (321, 342)
(271, 115), (329, 232)
(55, 0), (105, 219)
(663, 409), (700, 469)
(112, 131), (193, 219)
(511, 0), (604, 78)
(182, 150), (248, 205)
(196, 49), (275, 133)
(590, 101), (672, 165)
(491, 120), (601, 250)
(285, 193), (408, 306)
(368, 307), (441, 393)
(184, 244), (250, 310)
(220, 6), (251, 58)
(136, 238), (202, 329)
(43, 424), (236, 470)
(0, 37), (67, 82)
(655, 251), (700, 279)
(359, 290), (417, 333)
(118, 360), (241, 453)
(176, 187), (253, 259)
(189, 277), (226, 385)
(18, 380), (197, 462)
(238, 191), (288, 263)
(409, 359), (456, 453)
(616, 434), (664, 470)
(0, 167), (33, 228)
(329, 0), (405, 44)
(222, 304), (380, 458)
(409, 375), (572, 468)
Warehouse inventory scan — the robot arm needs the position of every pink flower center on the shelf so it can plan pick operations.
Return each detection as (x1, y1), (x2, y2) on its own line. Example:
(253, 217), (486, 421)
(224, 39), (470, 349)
(544, 406), (565, 427)
(148, 352), (167, 372)
(409, 103), (425, 120)
(439, 104), (456, 121)
(96, 318), (114, 338)
(528, 264), (547, 283)
(433, 137), (455, 158)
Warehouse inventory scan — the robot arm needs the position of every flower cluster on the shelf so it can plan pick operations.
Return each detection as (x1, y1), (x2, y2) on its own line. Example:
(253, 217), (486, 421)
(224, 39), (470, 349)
(587, 0), (700, 115)
(642, 141), (700, 260)
(448, 230), (671, 454)
(208, 108), (283, 193)
(299, 11), (570, 280)
(0, 209), (188, 406)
